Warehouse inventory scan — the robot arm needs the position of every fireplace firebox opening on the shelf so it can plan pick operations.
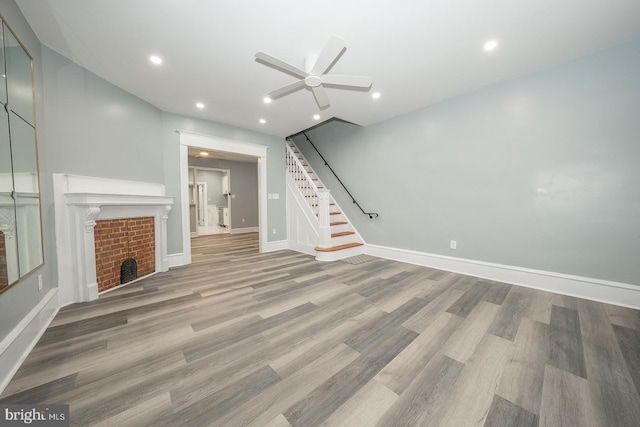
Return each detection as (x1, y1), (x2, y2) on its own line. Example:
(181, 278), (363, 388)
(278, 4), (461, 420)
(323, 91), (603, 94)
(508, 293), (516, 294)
(120, 258), (138, 284)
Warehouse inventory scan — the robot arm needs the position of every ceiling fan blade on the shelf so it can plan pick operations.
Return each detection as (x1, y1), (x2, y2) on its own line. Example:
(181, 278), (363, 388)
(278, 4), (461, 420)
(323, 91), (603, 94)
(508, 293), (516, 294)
(321, 75), (372, 88)
(312, 86), (330, 108)
(311, 35), (346, 76)
(267, 80), (306, 99)
(255, 52), (308, 79)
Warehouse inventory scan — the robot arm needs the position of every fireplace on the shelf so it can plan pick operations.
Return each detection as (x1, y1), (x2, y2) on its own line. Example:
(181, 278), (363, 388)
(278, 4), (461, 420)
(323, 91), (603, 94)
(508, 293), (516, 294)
(53, 174), (173, 305)
(94, 217), (155, 292)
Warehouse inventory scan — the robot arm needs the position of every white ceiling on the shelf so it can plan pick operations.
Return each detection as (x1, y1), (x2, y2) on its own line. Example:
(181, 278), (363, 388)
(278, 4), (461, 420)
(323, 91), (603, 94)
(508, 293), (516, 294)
(16, 0), (640, 137)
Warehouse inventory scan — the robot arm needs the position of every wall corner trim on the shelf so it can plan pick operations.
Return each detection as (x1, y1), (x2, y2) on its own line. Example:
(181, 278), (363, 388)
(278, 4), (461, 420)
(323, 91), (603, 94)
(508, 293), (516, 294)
(167, 253), (186, 268)
(364, 244), (640, 310)
(264, 240), (288, 252)
(0, 288), (60, 395)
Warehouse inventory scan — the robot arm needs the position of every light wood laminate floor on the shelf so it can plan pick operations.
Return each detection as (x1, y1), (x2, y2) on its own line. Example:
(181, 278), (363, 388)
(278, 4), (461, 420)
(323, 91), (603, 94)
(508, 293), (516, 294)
(2, 233), (640, 426)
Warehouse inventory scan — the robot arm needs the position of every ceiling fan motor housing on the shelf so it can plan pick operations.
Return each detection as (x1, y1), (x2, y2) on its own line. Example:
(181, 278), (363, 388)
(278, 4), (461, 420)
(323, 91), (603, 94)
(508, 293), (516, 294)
(304, 75), (322, 88)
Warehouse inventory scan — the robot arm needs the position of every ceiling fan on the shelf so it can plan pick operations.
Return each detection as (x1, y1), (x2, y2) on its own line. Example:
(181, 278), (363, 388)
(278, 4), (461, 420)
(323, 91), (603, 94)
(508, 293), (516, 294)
(255, 36), (372, 109)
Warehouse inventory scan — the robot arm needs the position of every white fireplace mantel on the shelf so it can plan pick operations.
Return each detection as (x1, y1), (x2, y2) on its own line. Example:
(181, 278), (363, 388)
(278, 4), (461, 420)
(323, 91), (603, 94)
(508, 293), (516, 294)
(53, 174), (174, 307)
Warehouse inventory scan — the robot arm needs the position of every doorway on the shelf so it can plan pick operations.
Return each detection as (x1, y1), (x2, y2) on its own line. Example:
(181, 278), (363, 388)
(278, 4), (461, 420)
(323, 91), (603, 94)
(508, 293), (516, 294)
(188, 167), (231, 236)
(179, 131), (268, 266)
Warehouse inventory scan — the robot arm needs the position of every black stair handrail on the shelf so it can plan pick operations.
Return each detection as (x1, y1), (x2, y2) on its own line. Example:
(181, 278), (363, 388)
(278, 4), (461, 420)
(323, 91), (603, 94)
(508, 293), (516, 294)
(300, 131), (379, 219)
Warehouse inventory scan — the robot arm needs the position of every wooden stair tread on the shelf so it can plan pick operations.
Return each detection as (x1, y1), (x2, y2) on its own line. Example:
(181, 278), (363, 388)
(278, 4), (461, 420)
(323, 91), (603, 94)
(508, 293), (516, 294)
(331, 231), (355, 238)
(330, 221), (348, 226)
(316, 211), (343, 217)
(315, 242), (364, 252)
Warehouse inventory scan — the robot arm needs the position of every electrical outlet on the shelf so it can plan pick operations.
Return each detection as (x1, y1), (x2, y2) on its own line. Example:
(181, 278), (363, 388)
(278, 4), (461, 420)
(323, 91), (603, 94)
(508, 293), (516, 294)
(37, 274), (43, 291)
(242, 218), (245, 223)
(450, 240), (457, 250)
(272, 228), (276, 234)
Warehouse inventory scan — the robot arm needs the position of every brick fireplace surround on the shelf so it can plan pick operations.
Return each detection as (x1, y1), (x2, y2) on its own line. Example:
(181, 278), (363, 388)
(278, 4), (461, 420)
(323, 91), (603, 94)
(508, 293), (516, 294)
(53, 174), (173, 306)
(94, 217), (155, 292)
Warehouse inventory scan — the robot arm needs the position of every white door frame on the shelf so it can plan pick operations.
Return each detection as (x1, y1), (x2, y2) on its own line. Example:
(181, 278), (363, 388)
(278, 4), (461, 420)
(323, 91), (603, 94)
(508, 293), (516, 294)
(196, 182), (207, 228)
(178, 130), (267, 265)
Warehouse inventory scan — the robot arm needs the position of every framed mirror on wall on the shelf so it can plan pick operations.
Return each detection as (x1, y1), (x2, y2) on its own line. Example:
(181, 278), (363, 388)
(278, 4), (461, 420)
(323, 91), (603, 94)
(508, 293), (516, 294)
(0, 16), (44, 294)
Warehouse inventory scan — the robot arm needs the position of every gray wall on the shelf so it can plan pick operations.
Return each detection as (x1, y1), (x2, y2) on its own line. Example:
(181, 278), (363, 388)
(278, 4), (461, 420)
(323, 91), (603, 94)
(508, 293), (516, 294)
(40, 47), (164, 182)
(294, 38), (640, 286)
(189, 158), (259, 229)
(193, 168), (227, 208)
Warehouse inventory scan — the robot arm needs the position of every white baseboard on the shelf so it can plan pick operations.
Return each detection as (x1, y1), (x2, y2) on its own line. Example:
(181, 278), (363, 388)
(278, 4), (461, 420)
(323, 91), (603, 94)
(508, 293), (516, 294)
(167, 253), (186, 268)
(288, 241), (315, 256)
(87, 282), (98, 301)
(263, 240), (288, 252)
(0, 289), (60, 395)
(98, 272), (159, 296)
(231, 227), (259, 234)
(364, 244), (640, 310)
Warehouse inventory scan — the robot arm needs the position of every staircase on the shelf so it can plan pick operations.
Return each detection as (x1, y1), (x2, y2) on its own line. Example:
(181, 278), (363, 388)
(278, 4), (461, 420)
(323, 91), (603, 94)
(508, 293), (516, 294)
(285, 138), (364, 261)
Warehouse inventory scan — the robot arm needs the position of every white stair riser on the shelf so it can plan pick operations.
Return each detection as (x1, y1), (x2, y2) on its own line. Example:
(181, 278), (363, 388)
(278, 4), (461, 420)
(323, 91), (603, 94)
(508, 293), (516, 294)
(315, 213), (345, 222)
(330, 234), (360, 246)
(316, 245), (364, 261)
(330, 223), (352, 234)
(328, 213), (345, 222)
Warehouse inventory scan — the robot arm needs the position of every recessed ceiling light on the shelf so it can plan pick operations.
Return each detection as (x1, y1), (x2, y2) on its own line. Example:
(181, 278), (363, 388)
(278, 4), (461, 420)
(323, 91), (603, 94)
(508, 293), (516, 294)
(199, 151), (209, 156)
(149, 55), (163, 65)
(372, 92), (381, 99)
(313, 114), (320, 120)
(484, 40), (498, 52)
(259, 119), (266, 124)
(263, 97), (272, 104)
(196, 102), (205, 109)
